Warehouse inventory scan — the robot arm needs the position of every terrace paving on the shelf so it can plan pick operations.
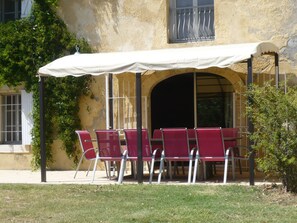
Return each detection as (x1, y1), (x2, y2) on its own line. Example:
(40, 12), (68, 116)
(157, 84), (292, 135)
(0, 169), (280, 186)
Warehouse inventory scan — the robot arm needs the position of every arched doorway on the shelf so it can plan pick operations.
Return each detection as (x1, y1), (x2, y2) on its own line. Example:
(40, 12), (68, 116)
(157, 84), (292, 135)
(151, 73), (194, 130)
(151, 73), (234, 131)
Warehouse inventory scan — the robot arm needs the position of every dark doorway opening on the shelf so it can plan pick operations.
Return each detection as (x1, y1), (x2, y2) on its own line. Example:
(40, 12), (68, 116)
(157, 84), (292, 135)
(151, 73), (194, 131)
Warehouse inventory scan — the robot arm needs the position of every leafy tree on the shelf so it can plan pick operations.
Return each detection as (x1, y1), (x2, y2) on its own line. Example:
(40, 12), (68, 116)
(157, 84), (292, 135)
(247, 82), (297, 193)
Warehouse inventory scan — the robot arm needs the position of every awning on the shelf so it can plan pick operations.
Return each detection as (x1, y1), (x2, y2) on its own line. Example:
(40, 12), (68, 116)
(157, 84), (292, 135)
(38, 42), (278, 77)
(37, 41), (279, 185)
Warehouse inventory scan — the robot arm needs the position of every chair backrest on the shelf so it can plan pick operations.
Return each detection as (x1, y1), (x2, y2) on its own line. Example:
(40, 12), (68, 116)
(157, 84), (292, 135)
(187, 129), (195, 138)
(195, 127), (225, 157)
(222, 128), (239, 149)
(124, 129), (152, 158)
(152, 129), (163, 149)
(187, 128), (196, 149)
(95, 130), (122, 158)
(161, 128), (189, 157)
(152, 129), (162, 139)
(75, 130), (96, 160)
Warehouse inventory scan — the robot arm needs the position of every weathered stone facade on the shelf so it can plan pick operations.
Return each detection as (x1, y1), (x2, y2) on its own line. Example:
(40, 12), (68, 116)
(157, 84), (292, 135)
(53, 0), (297, 169)
(3, 0), (297, 170)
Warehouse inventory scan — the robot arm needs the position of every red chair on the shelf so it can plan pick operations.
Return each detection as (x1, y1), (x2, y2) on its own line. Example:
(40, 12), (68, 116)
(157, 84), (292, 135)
(152, 129), (163, 158)
(152, 129), (162, 139)
(187, 128), (197, 150)
(193, 127), (235, 184)
(95, 129), (127, 184)
(74, 130), (99, 180)
(222, 128), (243, 174)
(123, 129), (161, 183)
(158, 128), (196, 184)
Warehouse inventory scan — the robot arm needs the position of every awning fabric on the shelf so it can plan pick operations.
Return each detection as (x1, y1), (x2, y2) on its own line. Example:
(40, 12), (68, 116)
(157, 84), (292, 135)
(38, 42), (278, 77)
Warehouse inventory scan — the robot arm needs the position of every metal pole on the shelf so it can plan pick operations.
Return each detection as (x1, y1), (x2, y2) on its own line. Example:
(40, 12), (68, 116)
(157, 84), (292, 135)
(247, 57), (255, 186)
(39, 76), (46, 182)
(108, 73), (114, 129)
(275, 53), (279, 88)
(136, 72), (143, 183)
(105, 75), (109, 129)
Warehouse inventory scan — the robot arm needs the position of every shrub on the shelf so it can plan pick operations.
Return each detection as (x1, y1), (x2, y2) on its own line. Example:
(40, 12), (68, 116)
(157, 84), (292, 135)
(247, 82), (297, 193)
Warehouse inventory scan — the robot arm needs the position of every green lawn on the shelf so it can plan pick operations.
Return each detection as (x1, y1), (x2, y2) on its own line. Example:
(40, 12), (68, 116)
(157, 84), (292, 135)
(0, 184), (296, 223)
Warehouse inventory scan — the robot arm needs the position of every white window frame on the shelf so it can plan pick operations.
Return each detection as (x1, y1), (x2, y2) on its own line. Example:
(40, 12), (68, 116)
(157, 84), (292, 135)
(21, 0), (32, 18)
(0, 94), (22, 144)
(0, 88), (33, 153)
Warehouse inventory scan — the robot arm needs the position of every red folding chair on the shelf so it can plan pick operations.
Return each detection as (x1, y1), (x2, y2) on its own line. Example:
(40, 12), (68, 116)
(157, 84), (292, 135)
(74, 130), (99, 179)
(193, 127), (235, 184)
(222, 128), (243, 174)
(158, 128), (196, 184)
(187, 128), (197, 150)
(123, 129), (161, 183)
(95, 129), (127, 184)
(152, 129), (164, 159)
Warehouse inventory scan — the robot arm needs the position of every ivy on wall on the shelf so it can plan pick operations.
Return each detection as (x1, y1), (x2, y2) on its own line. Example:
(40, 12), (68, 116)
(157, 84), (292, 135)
(0, 0), (92, 168)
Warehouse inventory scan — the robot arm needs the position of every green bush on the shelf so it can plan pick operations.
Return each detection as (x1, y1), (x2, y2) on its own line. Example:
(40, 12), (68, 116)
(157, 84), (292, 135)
(247, 82), (297, 193)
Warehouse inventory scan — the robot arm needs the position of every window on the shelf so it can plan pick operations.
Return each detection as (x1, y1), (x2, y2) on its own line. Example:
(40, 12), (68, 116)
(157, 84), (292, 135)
(0, 90), (33, 146)
(169, 0), (215, 43)
(196, 73), (233, 128)
(0, 94), (22, 144)
(0, 0), (21, 22)
(0, 0), (32, 23)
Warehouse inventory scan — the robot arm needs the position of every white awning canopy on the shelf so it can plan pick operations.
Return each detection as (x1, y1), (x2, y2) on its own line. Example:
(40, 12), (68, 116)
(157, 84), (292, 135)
(38, 42), (278, 77)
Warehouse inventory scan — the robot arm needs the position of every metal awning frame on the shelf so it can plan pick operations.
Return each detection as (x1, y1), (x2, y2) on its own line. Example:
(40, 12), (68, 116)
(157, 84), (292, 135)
(38, 45), (280, 185)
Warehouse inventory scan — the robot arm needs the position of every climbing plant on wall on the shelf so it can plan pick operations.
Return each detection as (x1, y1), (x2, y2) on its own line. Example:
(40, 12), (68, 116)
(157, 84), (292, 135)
(0, 0), (92, 168)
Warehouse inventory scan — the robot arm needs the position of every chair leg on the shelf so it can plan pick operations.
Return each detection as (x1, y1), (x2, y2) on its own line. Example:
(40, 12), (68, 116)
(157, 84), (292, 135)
(112, 161), (117, 177)
(188, 159), (193, 184)
(157, 157), (164, 184)
(74, 155), (85, 179)
(203, 162), (207, 180)
(147, 161), (151, 173)
(192, 157), (199, 183)
(223, 158), (229, 184)
(149, 159), (155, 184)
(133, 161), (137, 179)
(169, 161), (173, 180)
(86, 160), (93, 177)
(174, 161), (178, 176)
(91, 156), (99, 183)
(118, 157), (127, 184)
(213, 162), (217, 175)
(232, 156), (235, 180)
(238, 159), (242, 174)
(104, 161), (110, 179)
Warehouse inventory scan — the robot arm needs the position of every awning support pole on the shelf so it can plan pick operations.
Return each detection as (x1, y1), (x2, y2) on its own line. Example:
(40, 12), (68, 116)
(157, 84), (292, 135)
(105, 75), (109, 129)
(247, 57), (255, 186)
(39, 76), (46, 182)
(108, 73), (114, 129)
(136, 72), (143, 183)
(275, 53), (279, 88)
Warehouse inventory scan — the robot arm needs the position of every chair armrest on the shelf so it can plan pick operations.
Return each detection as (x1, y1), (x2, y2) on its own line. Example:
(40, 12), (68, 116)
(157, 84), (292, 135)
(225, 147), (234, 157)
(152, 147), (161, 155)
(122, 149), (128, 157)
(82, 147), (98, 156)
(190, 147), (197, 157)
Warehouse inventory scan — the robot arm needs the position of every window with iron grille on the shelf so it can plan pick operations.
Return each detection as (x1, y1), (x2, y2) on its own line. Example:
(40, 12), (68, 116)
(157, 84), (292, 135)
(0, 0), (22, 23)
(169, 0), (215, 43)
(0, 94), (22, 144)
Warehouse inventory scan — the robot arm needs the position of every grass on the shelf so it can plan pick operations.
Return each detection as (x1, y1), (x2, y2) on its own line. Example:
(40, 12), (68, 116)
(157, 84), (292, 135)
(0, 184), (297, 223)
